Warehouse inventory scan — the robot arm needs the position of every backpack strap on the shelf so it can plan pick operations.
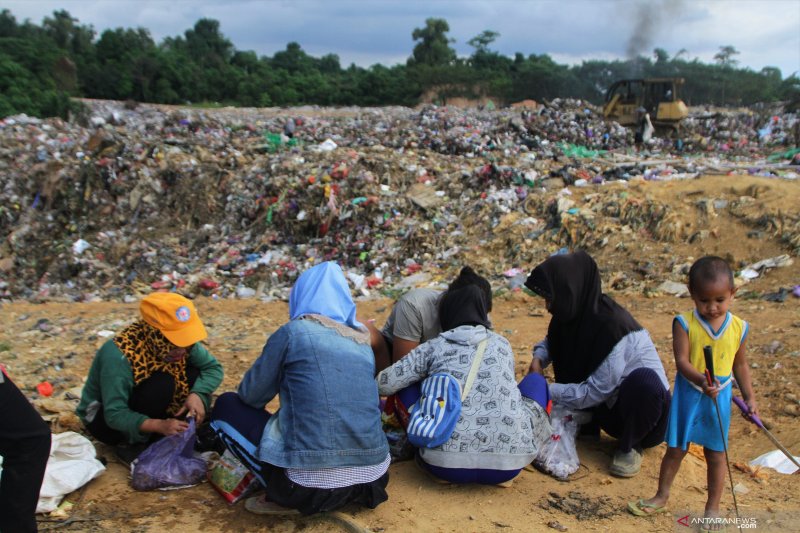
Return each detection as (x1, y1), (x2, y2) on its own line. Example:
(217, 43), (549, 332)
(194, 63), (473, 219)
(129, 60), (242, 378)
(461, 337), (488, 401)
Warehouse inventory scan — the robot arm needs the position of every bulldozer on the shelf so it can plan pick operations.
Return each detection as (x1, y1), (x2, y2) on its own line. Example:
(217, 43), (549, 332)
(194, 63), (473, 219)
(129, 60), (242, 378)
(603, 78), (688, 132)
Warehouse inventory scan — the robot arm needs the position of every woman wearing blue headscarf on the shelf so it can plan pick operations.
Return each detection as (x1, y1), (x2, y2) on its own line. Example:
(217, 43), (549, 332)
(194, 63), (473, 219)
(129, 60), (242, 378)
(210, 262), (389, 515)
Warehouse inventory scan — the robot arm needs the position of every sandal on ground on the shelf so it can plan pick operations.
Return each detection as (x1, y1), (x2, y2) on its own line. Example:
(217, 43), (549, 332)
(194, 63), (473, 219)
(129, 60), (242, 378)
(627, 498), (668, 517)
(244, 494), (300, 515)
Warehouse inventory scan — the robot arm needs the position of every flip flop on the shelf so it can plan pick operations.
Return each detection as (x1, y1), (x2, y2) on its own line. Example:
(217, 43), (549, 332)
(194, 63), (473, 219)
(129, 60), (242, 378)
(244, 494), (300, 515)
(627, 498), (669, 517)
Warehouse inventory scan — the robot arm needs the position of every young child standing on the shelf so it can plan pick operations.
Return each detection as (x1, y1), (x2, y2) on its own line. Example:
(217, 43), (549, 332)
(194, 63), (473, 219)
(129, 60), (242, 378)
(628, 256), (758, 531)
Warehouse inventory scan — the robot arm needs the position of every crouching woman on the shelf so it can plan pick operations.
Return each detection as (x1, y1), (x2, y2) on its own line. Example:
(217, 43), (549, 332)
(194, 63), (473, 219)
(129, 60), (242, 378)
(377, 284), (552, 486)
(210, 262), (389, 515)
(77, 293), (223, 463)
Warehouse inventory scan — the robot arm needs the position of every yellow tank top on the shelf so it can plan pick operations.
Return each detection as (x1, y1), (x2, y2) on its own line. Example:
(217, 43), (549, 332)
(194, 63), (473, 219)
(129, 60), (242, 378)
(675, 311), (748, 377)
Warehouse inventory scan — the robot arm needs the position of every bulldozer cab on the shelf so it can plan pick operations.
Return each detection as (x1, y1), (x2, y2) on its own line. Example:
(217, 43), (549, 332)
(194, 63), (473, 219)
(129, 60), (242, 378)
(603, 78), (688, 128)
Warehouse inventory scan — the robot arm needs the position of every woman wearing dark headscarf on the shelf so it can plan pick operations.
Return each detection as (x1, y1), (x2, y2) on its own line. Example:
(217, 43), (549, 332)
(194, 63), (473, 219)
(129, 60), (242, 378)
(210, 261), (389, 516)
(526, 251), (670, 478)
(377, 283), (552, 486)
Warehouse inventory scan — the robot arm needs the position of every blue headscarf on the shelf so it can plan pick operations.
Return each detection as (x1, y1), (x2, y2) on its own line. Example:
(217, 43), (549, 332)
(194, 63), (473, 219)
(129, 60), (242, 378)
(289, 261), (362, 329)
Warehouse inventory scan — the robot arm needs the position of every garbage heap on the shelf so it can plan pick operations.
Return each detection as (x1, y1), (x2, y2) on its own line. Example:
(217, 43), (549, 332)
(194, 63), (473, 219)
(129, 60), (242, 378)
(0, 100), (797, 302)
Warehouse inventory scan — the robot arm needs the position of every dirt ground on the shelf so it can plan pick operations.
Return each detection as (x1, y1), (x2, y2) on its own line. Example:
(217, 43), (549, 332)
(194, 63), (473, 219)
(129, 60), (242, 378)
(2, 174), (799, 532)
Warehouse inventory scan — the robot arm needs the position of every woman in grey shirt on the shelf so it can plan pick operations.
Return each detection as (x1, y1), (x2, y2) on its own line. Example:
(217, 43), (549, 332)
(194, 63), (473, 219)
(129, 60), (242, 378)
(377, 285), (551, 485)
(526, 251), (670, 478)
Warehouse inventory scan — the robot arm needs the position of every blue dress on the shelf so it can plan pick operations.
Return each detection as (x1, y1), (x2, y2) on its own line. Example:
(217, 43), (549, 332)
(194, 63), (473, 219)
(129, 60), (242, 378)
(664, 311), (748, 452)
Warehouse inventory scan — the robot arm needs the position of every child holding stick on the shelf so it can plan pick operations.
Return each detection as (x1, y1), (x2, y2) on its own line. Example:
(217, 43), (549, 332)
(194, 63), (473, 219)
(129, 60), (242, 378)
(628, 256), (758, 532)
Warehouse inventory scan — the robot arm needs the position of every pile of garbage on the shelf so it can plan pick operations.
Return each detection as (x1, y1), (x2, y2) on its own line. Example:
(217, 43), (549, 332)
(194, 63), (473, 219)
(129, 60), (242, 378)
(0, 100), (798, 302)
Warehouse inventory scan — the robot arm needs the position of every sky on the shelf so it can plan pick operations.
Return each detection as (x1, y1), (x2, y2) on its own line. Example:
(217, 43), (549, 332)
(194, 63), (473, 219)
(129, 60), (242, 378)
(5, 0), (800, 77)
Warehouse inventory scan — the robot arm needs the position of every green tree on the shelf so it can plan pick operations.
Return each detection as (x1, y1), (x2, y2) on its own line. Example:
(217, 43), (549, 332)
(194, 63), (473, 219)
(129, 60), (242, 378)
(272, 42), (313, 73)
(42, 9), (96, 93)
(714, 45), (740, 67)
(468, 30), (499, 53)
(409, 18), (456, 67)
(653, 47), (669, 64)
(88, 27), (158, 100)
(468, 30), (509, 72)
(0, 9), (18, 37)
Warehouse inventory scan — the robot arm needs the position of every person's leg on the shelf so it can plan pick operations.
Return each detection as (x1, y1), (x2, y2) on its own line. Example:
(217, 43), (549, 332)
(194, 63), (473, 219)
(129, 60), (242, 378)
(518, 373), (551, 414)
(703, 448), (727, 529)
(396, 383), (421, 410)
(637, 446), (687, 512)
(0, 376), (52, 533)
(129, 371), (176, 419)
(87, 370), (195, 446)
(260, 466), (389, 515)
(83, 407), (126, 445)
(210, 392), (272, 486)
(597, 367), (670, 453)
(422, 462), (520, 485)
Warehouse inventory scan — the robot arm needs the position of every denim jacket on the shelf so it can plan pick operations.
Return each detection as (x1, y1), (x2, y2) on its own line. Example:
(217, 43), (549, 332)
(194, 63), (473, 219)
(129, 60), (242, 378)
(239, 318), (388, 469)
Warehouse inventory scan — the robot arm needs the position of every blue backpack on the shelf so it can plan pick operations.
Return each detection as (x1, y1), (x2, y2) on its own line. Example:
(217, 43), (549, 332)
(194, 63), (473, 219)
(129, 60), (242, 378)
(406, 339), (488, 449)
(406, 373), (462, 448)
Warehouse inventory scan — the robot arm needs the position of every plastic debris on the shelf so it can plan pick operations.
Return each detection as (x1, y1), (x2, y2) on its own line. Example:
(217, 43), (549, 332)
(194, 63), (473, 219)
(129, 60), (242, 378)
(0, 100), (797, 303)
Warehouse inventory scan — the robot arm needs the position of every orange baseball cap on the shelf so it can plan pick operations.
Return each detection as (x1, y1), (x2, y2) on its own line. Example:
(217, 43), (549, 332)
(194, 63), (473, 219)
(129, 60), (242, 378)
(140, 293), (208, 347)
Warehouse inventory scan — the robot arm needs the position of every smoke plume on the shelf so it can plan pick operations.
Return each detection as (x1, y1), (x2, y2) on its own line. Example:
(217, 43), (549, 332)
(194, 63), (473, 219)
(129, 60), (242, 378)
(626, 0), (685, 59)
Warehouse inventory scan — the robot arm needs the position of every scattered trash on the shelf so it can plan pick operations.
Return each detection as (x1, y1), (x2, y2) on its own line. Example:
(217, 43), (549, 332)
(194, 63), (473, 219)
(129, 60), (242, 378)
(533, 406), (588, 480)
(657, 280), (689, 297)
(539, 490), (619, 521)
(36, 381), (54, 397)
(749, 450), (800, 475)
(207, 449), (260, 504)
(762, 288), (790, 302)
(34, 432), (106, 513)
(0, 100), (797, 304)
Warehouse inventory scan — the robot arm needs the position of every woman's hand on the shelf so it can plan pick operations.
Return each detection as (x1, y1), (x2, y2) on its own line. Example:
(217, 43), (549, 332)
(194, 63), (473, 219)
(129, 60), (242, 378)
(176, 392), (206, 424)
(160, 418), (189, 435)
(528, 358), (544, 375)
(141, 417), (189, 436)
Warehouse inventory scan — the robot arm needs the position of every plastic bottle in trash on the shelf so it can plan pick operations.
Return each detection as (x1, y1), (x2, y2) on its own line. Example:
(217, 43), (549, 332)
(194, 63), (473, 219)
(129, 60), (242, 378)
(236, 286), (256, 298)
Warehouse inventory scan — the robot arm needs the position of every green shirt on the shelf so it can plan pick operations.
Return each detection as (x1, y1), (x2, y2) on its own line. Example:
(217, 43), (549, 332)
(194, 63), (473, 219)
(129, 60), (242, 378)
(76, 339), (223, 444)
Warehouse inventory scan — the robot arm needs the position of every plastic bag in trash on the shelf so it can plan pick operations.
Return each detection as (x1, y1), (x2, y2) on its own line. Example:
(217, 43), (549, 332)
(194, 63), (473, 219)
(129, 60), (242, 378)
(131, 418), (206, 490)
(33, 432), (105, 513)
(207, 449), (260, 503)
(532, 406), (587, 480)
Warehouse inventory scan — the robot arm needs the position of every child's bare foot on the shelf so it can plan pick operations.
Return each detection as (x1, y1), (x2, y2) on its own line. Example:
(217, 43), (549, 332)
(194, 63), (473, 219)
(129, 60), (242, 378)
(700, 511), (726, 532)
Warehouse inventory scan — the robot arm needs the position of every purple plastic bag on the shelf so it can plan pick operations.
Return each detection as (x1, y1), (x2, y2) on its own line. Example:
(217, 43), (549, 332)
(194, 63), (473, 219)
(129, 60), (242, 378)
(131, 418), (207, 490)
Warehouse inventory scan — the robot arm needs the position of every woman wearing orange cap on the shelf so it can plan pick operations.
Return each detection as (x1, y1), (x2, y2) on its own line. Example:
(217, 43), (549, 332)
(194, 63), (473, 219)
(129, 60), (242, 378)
(77, 293), (223, 463)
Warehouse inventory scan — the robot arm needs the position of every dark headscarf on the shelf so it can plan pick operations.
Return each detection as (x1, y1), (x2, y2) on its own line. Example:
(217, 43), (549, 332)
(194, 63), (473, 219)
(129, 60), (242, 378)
(439, 285), (492, 332)
(525, 251), (642, 384)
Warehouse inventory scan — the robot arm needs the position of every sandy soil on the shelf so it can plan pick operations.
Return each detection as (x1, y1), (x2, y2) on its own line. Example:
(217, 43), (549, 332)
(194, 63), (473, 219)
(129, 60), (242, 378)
(2, 174), (799, 532)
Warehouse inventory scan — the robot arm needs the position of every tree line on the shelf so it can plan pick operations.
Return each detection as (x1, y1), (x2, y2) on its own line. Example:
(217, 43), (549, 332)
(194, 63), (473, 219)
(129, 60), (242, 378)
(1, 11), (798, 118)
